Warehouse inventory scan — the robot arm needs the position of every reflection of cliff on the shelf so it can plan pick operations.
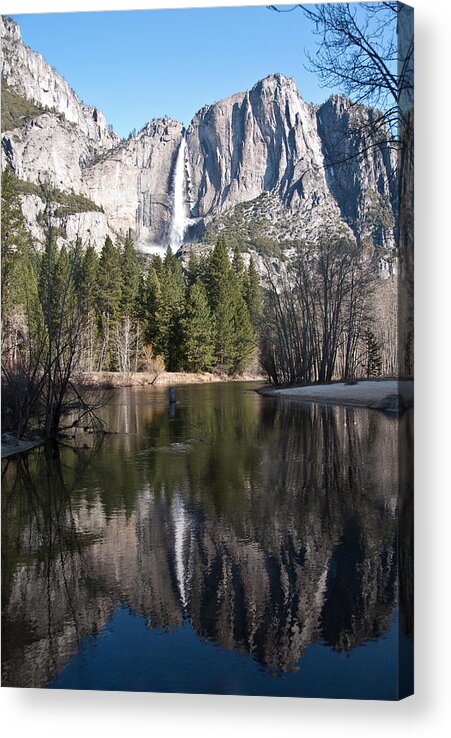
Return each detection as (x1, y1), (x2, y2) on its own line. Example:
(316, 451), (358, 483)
(1, 388), (412, 687)
(186, 403), (402, 670)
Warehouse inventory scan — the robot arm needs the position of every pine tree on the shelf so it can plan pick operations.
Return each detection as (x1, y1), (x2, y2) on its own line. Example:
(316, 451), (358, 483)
(80, 244), (99, 312)
(231, 287), (255, 374)
(79, 244), (99, 371)
(42, 244), (81, 341)
(204, 238), (233, 370)
(97, 236), (122, 369)
(213, 283), (236, 372)
(1, 168), (41, 370)
(366, 330), (382, 377)
(1, 167), (32, 307)
(97, 237), (122, 319)
(163, 245), (179, 275)
(71, 237), (85, 289)
(35, 225), (83, 434)
(203, 237), (255, 374)
(244, 256), (263, 330)
(38, 218), (60, 335)
(182, 280), (215, 372)
(154, 247), (186, 371)
(187, 250), (200, 286)
(120, 232), (140, 317)
(142, 266), (161, 347)
(151, 253), (164, 279)
(205, 236), (232, 312)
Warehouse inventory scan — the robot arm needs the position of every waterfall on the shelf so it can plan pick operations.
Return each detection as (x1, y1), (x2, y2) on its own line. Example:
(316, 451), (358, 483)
(169, 135), (188, 250)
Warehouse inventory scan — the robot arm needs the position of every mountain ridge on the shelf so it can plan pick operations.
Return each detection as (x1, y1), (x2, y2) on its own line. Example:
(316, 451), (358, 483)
(1, 15), (397, 265)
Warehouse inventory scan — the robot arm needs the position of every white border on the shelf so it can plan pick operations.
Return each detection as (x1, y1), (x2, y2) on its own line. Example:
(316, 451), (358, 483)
(1, 1), (450, 735)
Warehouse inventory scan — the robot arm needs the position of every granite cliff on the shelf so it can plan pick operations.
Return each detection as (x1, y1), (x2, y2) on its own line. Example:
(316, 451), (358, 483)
(1, 15), (397, 263)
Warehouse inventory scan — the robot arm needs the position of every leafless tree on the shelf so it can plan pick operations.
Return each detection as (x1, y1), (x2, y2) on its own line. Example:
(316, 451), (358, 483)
(270, 3), (413, 146)
(113, 316), (142, 377)
(260, 232), (378, 385)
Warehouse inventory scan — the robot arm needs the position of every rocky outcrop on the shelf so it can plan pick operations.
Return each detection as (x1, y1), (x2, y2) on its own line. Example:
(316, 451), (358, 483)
(316, 95), (397, 249)
(1, 15), (118, 151)
(185, 73), (359, 245)
(82, 118), (184, 246)
(2, 113), (92, 190)
(18, 191), (115, 249)
(187, 74), (333, 217)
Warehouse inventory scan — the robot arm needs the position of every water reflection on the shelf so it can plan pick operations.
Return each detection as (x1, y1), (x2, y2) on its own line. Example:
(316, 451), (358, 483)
(1, 383), (412, 692)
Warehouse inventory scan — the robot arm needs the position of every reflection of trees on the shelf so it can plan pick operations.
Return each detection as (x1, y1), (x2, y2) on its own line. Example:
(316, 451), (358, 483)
(398, 407), (413, 639)
(2, 386), (412, 686)
(1, 444), (115, 687)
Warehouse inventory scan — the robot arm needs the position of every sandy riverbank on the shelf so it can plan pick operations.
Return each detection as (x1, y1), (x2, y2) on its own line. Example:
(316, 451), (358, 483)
(258, 379), (413, 413)
(76, 370), (264, 389)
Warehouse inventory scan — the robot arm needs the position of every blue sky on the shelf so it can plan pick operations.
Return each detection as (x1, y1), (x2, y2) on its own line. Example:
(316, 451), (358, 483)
(12, 5), (337, 139)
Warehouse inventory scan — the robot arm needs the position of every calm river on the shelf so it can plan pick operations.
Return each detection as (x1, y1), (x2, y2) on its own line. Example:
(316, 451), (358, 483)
(1, 382), (413, 698)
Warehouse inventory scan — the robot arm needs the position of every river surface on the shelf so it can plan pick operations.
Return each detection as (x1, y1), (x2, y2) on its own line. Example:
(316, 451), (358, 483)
(1, 382), (413, 698)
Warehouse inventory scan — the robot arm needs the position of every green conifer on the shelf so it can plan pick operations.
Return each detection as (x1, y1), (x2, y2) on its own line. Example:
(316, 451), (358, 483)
(120, 232), (140, 316)
(232, 243), (246, 293)
(244, 256), (263, 329)
(97, 236), (123, 369)
(205, 236), (232, 312)
(231, 288), (255, 374)
(366, 330), (382, 377)
(187, 250), (200, 286)
(79, 244), (99, 370)
(154, 247), (186, 370)
(97, 236), (122, 321)
(1, 168), (38, 319)
(80, 244), (99, 312)
(182, 280), (215, 372)
(142, 266), (161, 347)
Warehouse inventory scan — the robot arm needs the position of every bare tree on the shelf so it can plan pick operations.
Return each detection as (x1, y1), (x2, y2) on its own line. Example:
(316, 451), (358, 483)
(270, 3), (413, 145)
(260, 231), (378, 386)
(113, 316), (142, 377)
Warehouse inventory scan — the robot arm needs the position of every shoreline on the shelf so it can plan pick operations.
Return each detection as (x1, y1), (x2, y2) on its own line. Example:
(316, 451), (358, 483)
(1, 373), (265, 459)
(257, 379), (414, 413)
(76, 370), (265, 389)
(3, 378), (411, 460)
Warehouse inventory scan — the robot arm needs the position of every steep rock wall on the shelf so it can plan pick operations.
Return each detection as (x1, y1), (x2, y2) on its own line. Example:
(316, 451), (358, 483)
(1, 16), (397, 255)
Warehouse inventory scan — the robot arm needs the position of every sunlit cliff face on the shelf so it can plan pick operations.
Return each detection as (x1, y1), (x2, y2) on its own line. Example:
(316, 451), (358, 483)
(2, 16), (397, 254)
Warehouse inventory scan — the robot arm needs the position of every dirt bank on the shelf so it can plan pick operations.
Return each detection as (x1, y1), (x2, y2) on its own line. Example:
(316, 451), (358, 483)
(76, 371), (264, 389)
(258, 379), (413, 413)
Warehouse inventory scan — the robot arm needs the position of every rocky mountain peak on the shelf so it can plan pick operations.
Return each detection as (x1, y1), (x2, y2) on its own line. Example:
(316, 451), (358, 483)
(141, 117), (183, 139)
(252, 72), (297, 93)
(1, 15), (118, 150)
(1, 15), (20, 40)
(1, 15), (397, 259)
